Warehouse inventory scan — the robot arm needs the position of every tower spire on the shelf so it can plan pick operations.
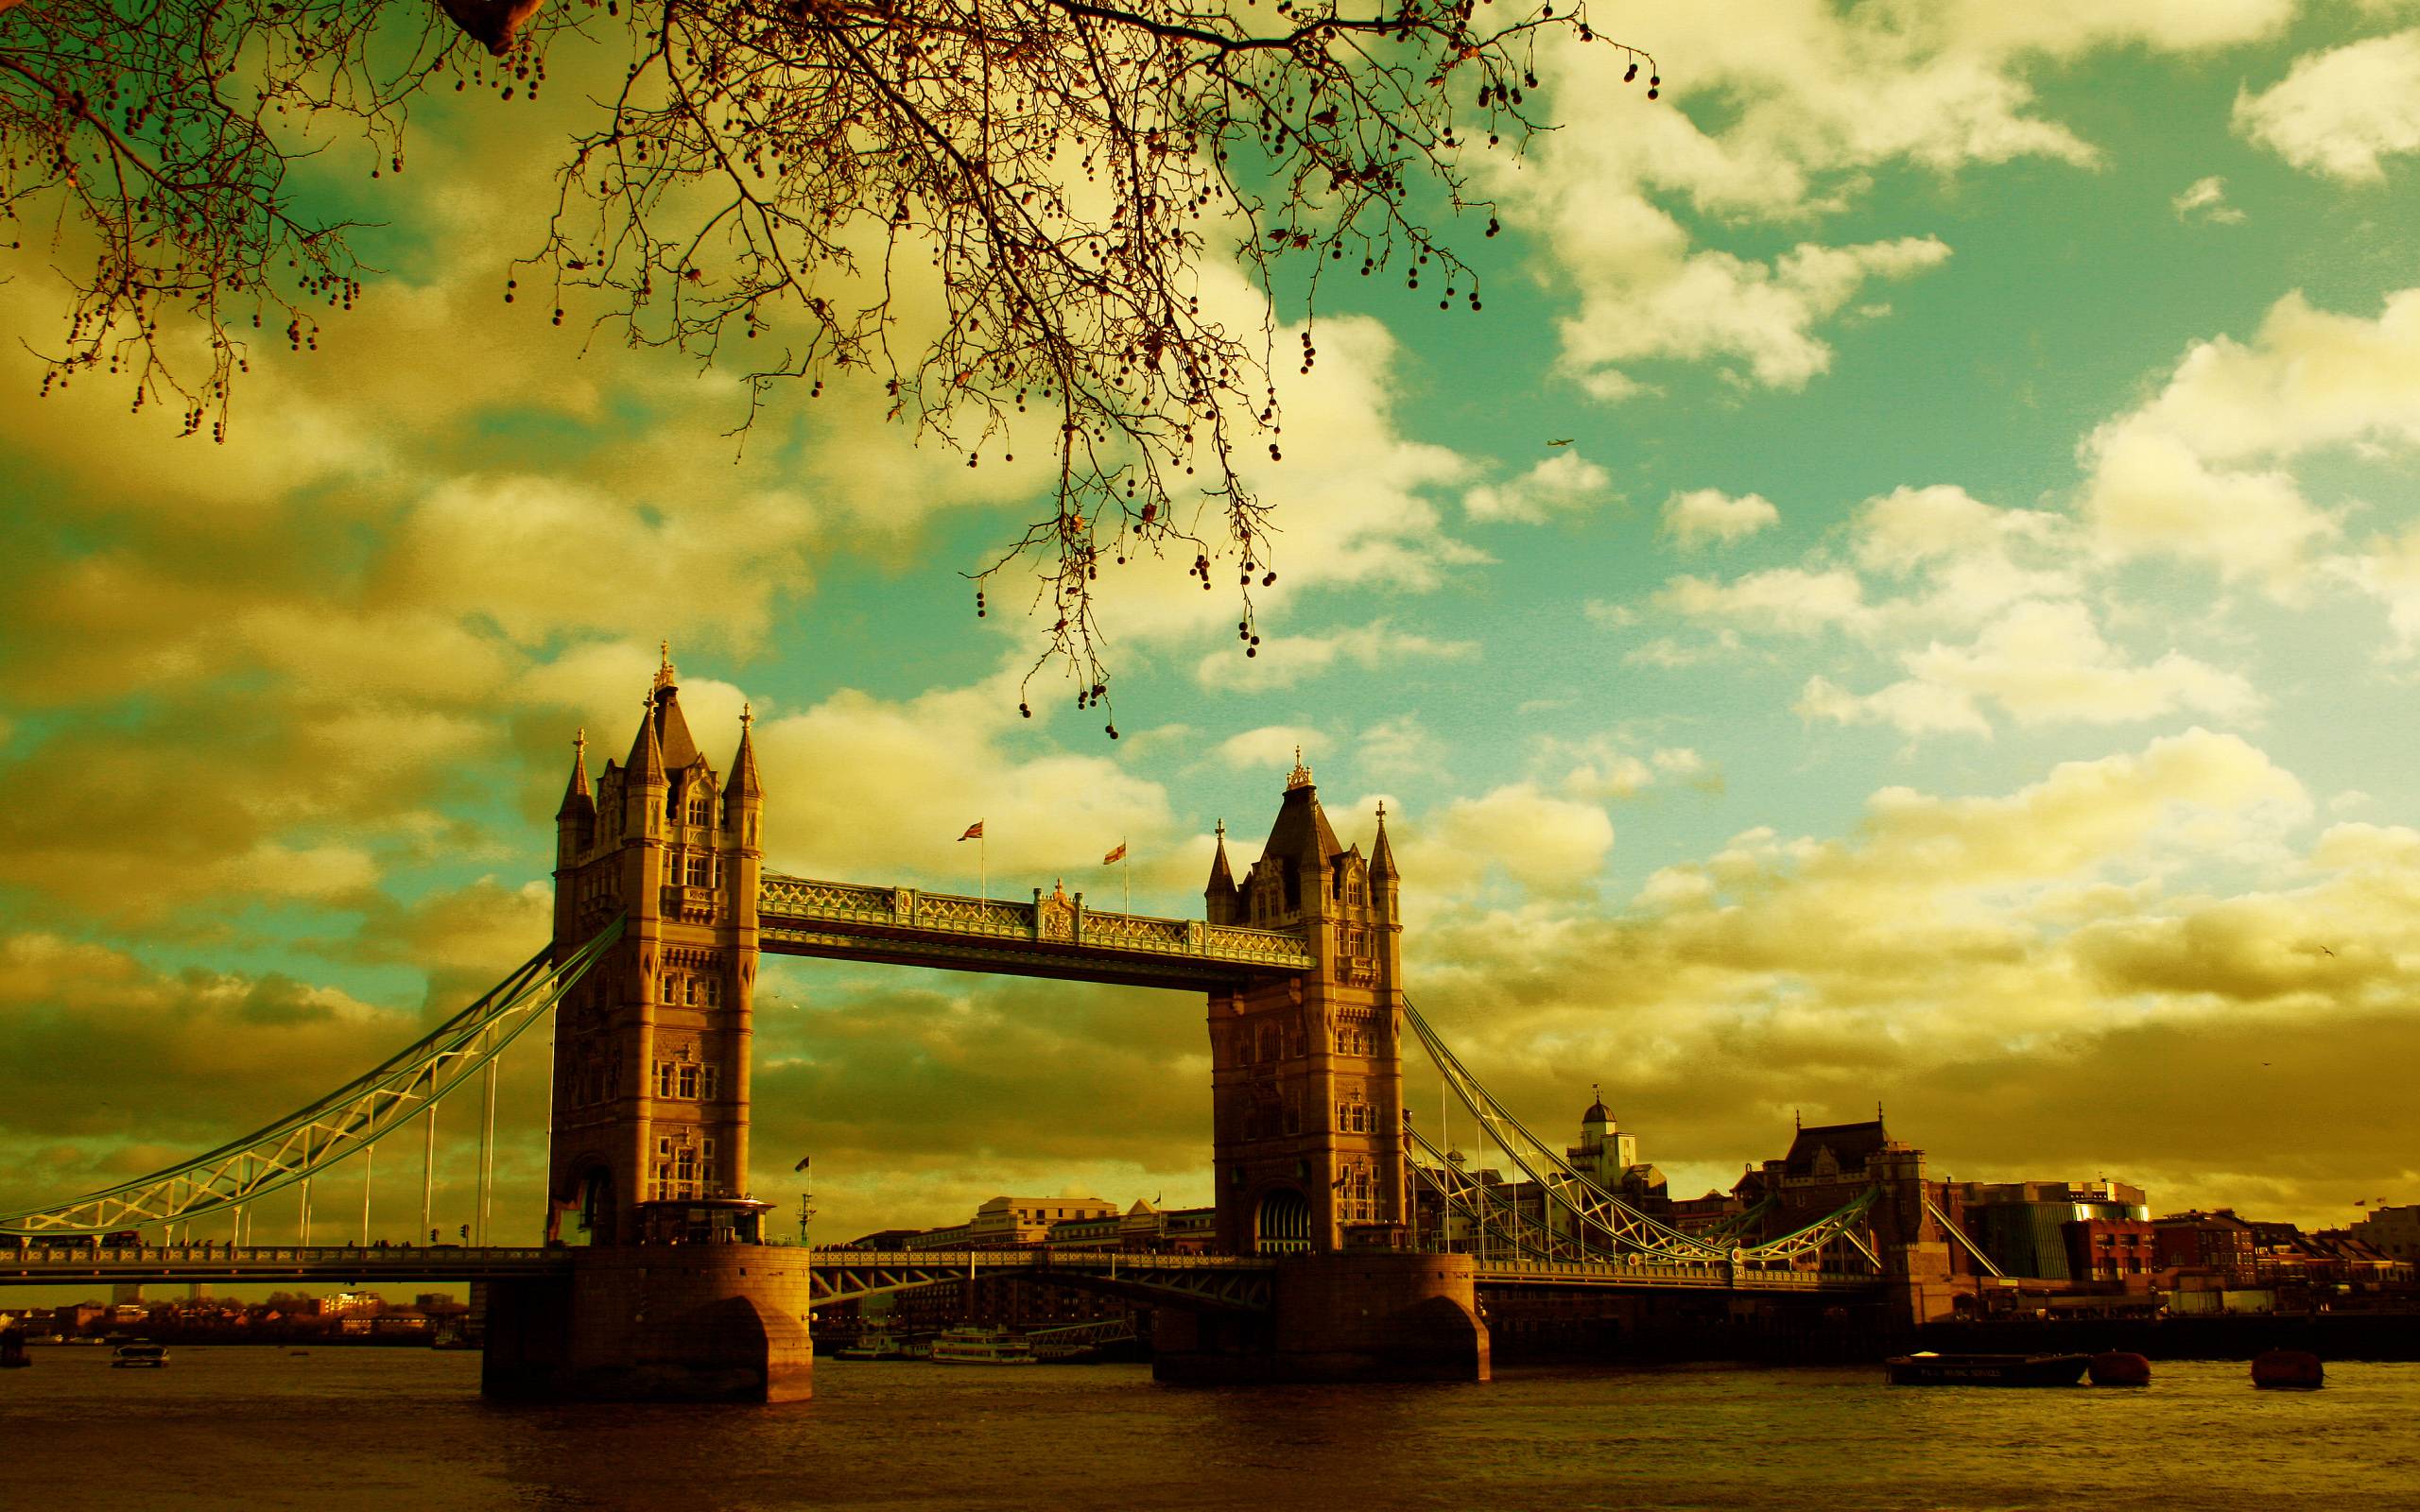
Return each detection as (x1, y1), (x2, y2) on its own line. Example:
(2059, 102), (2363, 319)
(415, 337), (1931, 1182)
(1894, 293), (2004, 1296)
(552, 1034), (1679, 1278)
(627, 688), (665, 786)
(556, 727), (594, 820)
(1370, 799), (1399, 880)
(729, 700), (764, 802)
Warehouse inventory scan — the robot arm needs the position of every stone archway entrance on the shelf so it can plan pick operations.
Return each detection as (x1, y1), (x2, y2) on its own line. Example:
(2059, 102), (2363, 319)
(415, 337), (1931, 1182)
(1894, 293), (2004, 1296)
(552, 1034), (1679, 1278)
(1255, 1187), (1311, 1254)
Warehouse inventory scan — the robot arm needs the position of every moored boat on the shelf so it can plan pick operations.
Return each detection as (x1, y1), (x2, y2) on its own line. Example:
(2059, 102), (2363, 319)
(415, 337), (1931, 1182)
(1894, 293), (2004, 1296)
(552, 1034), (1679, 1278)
(1886, 1351), (2088, 1386)
(111, 1343), (168, 1368)
(837, 1332), (924, 1361)
(927, 1327), (1038, 1366)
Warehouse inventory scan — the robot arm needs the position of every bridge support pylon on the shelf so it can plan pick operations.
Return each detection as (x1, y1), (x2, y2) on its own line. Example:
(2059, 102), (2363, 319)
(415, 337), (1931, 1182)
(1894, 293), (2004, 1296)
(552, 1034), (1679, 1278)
(1153, 1251), (1489, 1384)
(482, 1247), (816, 1402)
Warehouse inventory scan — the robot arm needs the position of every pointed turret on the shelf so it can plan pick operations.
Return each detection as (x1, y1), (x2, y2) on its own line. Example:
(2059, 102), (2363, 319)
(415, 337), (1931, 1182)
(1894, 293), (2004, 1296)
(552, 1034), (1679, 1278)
(624, 688), (666, 837)
(556, 728), (596, 864)
(557, 728), (595, 821)
(650, 643), (702, 772)
(727, 702), (764, 805)
(1205, 819), (1238, 924)
(1370, 801), (1398, 881)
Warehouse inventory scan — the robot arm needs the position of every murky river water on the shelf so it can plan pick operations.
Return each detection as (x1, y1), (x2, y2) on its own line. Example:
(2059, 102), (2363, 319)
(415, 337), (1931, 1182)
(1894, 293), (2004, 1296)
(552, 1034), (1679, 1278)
(5, 1347), (2415, 1509)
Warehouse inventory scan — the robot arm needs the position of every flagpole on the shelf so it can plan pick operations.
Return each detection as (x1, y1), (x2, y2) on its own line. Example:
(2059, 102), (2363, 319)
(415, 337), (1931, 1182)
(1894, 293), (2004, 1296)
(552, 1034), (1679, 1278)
(1121, 840), (1130, 914)
(980, 833), (988, 904)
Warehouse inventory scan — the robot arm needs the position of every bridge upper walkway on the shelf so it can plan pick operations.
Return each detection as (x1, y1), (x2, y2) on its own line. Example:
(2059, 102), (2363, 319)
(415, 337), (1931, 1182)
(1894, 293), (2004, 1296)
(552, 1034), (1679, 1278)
(756, 872), (1314, 988)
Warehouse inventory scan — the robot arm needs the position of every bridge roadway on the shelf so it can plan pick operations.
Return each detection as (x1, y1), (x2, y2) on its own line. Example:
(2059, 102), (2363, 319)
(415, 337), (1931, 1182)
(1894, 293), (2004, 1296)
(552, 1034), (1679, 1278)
(755, 872), (1315, 988)
(3, 1245), (1877, 1302)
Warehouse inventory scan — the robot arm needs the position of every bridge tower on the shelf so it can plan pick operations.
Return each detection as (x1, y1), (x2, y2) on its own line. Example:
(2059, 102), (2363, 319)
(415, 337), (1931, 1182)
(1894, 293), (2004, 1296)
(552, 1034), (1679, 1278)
(547, 648), (766, 1246)
(1202, 754), (1407, 1255)
(488, 649), (811, 1403)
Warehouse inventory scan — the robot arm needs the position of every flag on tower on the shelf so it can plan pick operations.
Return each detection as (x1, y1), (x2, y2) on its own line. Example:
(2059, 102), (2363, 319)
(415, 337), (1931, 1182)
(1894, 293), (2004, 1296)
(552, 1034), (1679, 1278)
(959, 820), (985, 841)
(1103, 841), (1127, 866)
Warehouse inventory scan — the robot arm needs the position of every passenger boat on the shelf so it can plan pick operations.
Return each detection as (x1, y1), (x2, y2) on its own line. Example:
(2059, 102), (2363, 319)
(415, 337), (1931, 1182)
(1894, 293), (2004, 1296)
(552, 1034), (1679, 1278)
(1885, 1351), (2089, 1386)
(110, 1344), (168, 1368)
(837, 1332), (924, 1361)
(926, 1327), (1038, 1366)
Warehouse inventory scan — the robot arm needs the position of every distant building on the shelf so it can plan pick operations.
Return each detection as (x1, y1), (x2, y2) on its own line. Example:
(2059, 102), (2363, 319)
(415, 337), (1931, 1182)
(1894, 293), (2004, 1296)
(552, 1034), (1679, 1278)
(2350, 1203), (2420, 1263)
(2154, 1210), (2258, 1286)
(1563, 1089), (1666, 1207)
(1946, 1180), (2151, 1282)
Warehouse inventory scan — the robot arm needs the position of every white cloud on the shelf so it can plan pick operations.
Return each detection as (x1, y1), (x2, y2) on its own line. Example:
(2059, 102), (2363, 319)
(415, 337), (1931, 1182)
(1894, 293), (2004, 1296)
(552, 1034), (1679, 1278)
(1663, 489), (1780, 550)
(2171, 175), (2247, 223)
(2236, 30), (2420, 181)
(1193, 621), (1478, 691)
(2079, 289), (2420, 589)
(1402, 783), (1617, 899)
(1797, 601), (2262, 736)
(1658, 567), (1875, 637)
(1463, 451), (1616, 524)
(1491, 0), (2288, 399)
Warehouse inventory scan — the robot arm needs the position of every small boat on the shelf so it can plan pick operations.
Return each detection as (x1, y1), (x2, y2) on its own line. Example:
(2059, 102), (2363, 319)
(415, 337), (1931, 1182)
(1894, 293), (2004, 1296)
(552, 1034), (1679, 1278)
(2252, 1349), (2324, 1389)
(1886, 1351), (2089, 1386)
(926, 1326), (1039, 1366)
(111, 1344), (168, 1368)
(837, 1332), (923, 1361)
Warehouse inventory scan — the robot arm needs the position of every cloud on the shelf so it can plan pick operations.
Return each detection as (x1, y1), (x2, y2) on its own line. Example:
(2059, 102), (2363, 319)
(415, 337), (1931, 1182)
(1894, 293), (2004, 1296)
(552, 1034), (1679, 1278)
(1658, 567), (1875, 637)
(1462, 451), (1616, 524)
(2236, 30), (2420, 182)
(1491, 0), (2288, 398)
(2080, 288), (2420, 589)
(1398, 783), (1617, 901)
(1662, 489), (1780, 550)
(2171, 175), (2246, 223)
(1397, 730), (2405, 1221)
(1796, 600), (2263, 736)
(1192, 621), (1478, 691)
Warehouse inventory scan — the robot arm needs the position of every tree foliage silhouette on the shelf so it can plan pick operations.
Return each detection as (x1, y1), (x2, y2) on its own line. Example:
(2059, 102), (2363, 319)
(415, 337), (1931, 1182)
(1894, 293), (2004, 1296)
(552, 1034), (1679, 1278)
(0, 0), (1653, 715)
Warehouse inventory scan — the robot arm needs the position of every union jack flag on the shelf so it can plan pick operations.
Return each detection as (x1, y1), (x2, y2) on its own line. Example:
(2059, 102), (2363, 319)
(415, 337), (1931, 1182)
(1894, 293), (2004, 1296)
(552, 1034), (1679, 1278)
(958, 820), (984, 841)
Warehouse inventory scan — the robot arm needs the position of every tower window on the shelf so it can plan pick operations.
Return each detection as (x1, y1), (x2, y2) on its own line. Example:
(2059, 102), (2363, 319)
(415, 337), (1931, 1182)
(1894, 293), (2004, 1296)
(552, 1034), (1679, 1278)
(654, 1062), (675, 1098)
(678, 1063), (700, 1098)
(687, 790), (711, 826)
(701, 1065), (720, 1101)
(686, 852), (712, 888)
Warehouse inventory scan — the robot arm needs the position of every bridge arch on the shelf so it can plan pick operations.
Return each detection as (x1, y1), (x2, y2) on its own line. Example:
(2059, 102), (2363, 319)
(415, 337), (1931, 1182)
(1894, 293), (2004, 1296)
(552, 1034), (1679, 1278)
(1253, 1187), (1312, 1254)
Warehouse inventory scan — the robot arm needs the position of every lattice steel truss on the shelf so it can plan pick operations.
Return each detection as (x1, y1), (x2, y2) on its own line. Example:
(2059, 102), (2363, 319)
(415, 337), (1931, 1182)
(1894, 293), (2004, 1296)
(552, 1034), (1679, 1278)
(0, 919), (625, 1237)
(1403, 998), (1881, 1270)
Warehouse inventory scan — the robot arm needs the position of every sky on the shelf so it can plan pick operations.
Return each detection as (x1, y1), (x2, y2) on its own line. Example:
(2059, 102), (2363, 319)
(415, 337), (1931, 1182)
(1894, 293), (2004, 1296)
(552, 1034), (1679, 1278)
(5, 0), (2420, 1252)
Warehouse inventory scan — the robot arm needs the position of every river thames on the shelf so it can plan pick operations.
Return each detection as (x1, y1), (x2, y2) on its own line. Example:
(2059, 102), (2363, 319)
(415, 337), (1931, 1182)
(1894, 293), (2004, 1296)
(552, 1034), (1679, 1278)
(6, 1348), (2417, 1509)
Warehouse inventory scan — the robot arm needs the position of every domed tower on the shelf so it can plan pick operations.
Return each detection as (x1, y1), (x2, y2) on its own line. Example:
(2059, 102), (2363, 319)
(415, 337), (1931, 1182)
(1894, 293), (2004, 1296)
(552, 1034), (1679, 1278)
(546, 647), (767, 1247)
(1203, 753), (1406, 1254)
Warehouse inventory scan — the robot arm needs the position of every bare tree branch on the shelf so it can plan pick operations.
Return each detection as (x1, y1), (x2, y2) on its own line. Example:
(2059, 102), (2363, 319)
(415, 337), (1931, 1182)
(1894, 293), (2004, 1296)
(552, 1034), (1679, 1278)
(1, 0), (1660, 725)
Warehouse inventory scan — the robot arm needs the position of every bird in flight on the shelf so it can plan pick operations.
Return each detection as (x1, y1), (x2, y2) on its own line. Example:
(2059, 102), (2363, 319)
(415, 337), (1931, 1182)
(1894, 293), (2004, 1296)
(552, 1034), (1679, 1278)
(1547, 438), (1574, 446)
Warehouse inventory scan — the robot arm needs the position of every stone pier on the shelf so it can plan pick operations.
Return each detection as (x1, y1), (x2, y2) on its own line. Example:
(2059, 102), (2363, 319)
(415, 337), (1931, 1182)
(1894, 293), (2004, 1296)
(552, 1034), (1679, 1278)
(1154, 1252), (1489, 1384)
(481, 1246), (814, 1402)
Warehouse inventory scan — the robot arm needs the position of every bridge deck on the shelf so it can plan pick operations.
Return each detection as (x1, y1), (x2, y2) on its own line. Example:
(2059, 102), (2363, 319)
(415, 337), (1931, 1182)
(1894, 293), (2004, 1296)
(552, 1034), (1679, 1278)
(3, 1244), (1879, 1297)
(757, 873), (1313, 988)
(1473, 1258), (1881, 1292)
(1, 1245), (569, 1286)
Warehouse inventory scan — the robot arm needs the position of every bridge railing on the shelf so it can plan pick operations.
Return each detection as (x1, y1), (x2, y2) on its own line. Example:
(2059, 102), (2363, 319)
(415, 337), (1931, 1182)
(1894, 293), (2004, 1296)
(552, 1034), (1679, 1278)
(758, 873), (1314, 971)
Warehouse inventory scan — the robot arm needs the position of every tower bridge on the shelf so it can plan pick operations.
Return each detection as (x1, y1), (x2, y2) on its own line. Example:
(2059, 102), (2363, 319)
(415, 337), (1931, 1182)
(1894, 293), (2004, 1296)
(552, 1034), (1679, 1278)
(2, 651), (1948, 1401)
